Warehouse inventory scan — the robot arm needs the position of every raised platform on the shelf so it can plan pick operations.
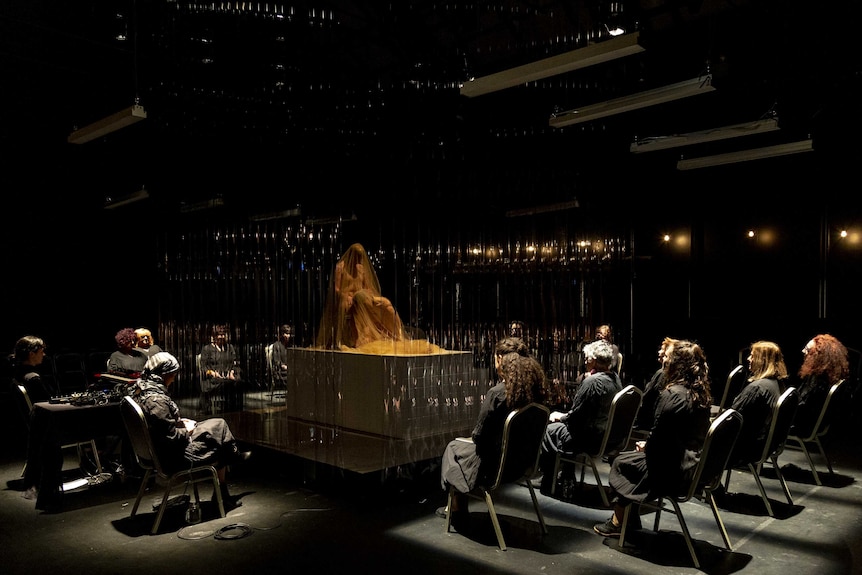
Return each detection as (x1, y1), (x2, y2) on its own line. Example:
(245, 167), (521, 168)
(203, 348), (487, 475)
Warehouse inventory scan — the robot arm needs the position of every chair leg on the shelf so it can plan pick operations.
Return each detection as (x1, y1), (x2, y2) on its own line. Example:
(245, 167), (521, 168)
(130, 469), (153, 516)
(618, 504), (632, 550)
(88, 440), (103, 475)
(587, 456), (610, 507)
(705, 489), (734, 551)
(770, 454), (794, 505)
(524, 479), (548, 535)
(444, 487), (454, 533)
(795, 440), (823, 486)
(483, 490), (507, 550)
(212, 474), (225, 518)
(151, 487), (174, 535)
(668, 498), (701, 569)
(813, 437), (835, 475)
(747, 462), (775, 517)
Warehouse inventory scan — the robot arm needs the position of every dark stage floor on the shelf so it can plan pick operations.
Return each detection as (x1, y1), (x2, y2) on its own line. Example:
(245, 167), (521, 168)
(3, 410), (862, 575)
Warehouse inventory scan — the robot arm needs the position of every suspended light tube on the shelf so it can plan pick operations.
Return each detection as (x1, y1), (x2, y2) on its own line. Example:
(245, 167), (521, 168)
(676, 139), (814, 170)
(630, 117), (780, 153)
(68, 104), (147, 144)
(460, 32), (644, 98)
(104, 188), (149, 210)
(549, 75), (714, 128)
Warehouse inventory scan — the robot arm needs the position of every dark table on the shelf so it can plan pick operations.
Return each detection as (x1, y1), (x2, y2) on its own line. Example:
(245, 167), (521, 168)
(25, 400), (124, 511)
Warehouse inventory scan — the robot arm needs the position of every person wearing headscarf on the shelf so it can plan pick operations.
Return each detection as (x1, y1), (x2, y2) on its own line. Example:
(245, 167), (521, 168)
(131, 352), (250, 507)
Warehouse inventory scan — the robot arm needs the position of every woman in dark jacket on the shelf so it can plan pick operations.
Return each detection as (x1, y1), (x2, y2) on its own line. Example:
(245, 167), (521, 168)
(594, 339), (712, 537)
(726, 340), (788, 468)
(438, 337), (549, 530)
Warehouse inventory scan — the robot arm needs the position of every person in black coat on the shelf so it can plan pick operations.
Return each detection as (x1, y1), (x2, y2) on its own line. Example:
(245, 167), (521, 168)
(200, 324), (244, 414)
(438, 337), (548, 531)
(539, 338), (623, 493)
(726, 340), (788, 468)
(791, 334), (849, 438)
(594, 340), (712, 537)
(131, 352), (250, 507)
(11, 335), (54, 403)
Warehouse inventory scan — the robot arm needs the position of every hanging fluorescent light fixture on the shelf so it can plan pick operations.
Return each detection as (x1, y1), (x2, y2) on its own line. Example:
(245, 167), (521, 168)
(179, 197), (225, 213)
(68, 104), (147, 144)
(630, 117), (780, 153)
(104, 187), (149, 210)
(550, 74), (714, 128)
(460, 32), (644, 98)
(676, 139), (813, 170)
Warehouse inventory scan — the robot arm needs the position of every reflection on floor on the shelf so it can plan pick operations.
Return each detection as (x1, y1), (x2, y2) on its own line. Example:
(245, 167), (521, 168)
(177, 390), (473, 476)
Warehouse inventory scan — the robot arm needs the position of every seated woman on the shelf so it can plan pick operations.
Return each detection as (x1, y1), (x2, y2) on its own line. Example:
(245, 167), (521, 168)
(316, 242), (444, 354)
(594, 340), (712, 537)
(726, 340), (788, 469)
(108, 327), (147, 378)
(437, 337), (549, 531)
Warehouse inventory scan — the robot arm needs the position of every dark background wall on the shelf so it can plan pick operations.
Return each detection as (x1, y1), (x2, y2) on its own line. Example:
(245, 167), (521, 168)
(3, 143), (860, 401)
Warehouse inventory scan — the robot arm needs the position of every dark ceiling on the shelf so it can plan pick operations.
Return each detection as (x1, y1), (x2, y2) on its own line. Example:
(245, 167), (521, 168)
(3, 1), (861, 218)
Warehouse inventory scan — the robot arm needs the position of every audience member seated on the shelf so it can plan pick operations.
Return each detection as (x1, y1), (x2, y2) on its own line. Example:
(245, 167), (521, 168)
(595, 324), (621, 374)
(539, 339), (623, 493)
(107, 328), (146, 378)
(270, 323), (294, 389)
(200, 324), (244, 414)
(725, 341), (789, 469)
(437, 337), (549, 531)
(11, 335), (55, 403)
(593, 340), (712, 538)
(130, 352), (250, 509)
(791, 333), (849, 438)
(633, 337), (678, 434)
(134, 327), (162, 359)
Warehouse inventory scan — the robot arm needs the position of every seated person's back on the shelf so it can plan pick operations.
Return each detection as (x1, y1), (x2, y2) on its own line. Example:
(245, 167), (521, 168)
(108, 328), (146, 377)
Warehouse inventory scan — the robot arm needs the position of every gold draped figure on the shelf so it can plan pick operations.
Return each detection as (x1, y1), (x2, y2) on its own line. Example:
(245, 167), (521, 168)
(315, 243), (446, 354)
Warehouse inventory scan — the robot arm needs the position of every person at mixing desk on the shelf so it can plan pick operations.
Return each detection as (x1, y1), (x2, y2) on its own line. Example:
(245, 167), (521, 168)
(107, 328), (146, 378)
(200, 324), (244, 415)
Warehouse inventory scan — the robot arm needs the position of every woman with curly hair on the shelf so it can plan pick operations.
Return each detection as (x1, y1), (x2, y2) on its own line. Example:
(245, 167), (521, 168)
(107, 327), (146, 377)
(594, 339), (712, 537)
(437, 337), (549, 530)
(791, 334), (849, 438)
